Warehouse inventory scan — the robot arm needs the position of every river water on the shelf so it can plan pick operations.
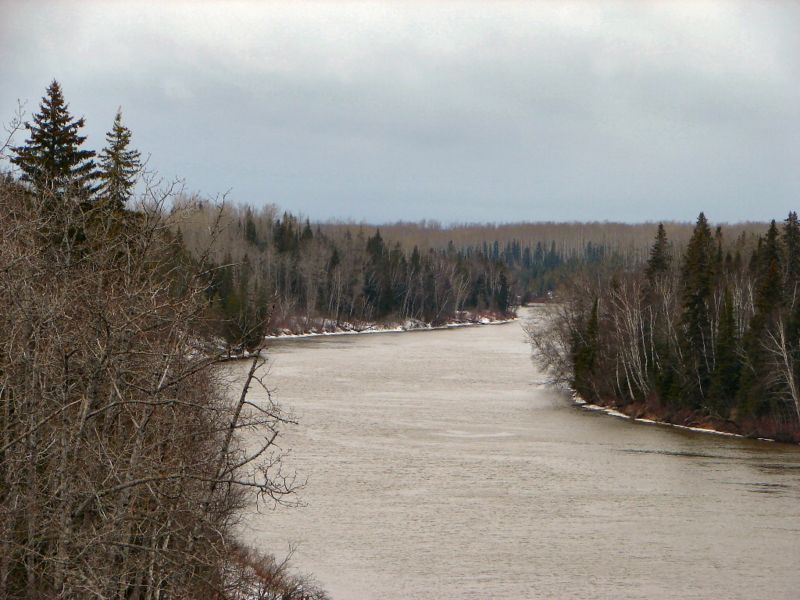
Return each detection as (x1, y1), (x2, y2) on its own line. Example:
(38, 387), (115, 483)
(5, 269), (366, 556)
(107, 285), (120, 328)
(236, 307), (800, 599)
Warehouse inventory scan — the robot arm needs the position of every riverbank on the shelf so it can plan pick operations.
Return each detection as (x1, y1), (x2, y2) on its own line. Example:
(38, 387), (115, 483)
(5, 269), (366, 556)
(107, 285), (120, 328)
(267, 310), (516, 339)
(569, 393), (797, 443)
(218, 311), (516, 358)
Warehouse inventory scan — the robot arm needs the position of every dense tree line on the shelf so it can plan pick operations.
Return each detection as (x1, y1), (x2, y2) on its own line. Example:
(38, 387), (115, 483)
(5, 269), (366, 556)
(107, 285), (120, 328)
(531, 214), (800, 441)
(320, 219), (768, 265)
(176, 202), (519, 348)
(1, 82), (327, 598)
(176, 205), (676, 347)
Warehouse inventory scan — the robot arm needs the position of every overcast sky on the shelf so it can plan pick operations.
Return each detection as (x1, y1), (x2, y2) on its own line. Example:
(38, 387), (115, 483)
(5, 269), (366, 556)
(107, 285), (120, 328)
(1, 1), (799, 223)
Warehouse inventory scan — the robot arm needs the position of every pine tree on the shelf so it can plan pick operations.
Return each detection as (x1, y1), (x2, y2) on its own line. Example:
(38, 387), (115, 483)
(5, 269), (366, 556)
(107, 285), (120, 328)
(98, 109), (141, 211)
(495, 270), (511, 314)
(754, 221), (783, 317)
(11, 80), (98, 201)
(366, 229), (385, 259)
(645, 223), (671, 286)
(274, 213), (298, 253)
(572, 297), (599, 400)
(244, 207), (259, 246)
(300, 219), (314, 243)
(643, 223), (674, 400)
(783, 212), (800, 301)
(738, 221), (784, 416)
(709, 288), (740, 416)
(785, 215), (800, 364)
(679, 212), (715, 407)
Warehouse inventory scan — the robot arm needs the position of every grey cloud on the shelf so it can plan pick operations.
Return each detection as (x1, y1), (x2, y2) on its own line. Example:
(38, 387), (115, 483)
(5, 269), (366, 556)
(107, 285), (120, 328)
(1, 1), (799, 223)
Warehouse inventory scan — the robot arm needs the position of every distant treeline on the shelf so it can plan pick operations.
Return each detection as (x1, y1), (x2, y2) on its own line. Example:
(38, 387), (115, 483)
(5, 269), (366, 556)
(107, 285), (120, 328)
(320, 219), (768, 263)
(176, 202), (769, 347)
(531, 213), (800, 441)
(177, 200), (618, 346)
(176, 201), (514, 347)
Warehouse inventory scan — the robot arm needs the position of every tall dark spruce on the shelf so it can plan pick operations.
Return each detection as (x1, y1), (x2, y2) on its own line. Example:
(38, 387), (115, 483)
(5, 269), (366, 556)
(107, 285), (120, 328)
(11, 80), (98, 202)
(679, 212), (715, 407)
(738, 220), (784, 417)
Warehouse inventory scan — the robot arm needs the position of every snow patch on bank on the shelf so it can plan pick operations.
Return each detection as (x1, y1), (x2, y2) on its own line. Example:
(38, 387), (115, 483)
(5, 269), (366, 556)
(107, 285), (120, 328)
(571, 395), (756, 439)
(266, 316), (516, 340)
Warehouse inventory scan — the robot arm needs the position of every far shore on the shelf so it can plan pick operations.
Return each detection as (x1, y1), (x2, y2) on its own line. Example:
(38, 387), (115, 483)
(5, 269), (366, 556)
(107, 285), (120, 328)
(266, 313), (517, 341)
(220, 311), (519, 359)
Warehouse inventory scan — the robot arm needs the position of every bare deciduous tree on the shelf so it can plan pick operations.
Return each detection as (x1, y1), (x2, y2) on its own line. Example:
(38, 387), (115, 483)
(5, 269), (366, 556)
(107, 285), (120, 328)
(0, 174), (326, 599)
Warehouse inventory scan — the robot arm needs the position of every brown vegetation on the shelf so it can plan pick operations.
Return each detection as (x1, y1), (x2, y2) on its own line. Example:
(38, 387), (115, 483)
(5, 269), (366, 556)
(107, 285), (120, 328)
(0, 174), (325, 598)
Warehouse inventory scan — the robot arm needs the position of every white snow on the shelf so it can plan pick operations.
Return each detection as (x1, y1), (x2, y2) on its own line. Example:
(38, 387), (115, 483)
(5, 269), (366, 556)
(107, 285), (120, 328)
(266, 316), (516, 340)
(572, 396), (748, 438)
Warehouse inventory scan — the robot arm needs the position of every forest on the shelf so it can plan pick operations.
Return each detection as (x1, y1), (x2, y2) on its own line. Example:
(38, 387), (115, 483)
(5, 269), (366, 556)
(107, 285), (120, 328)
(175, 201), (770, 351)
(176, 201), (516, 349)
(530, 214), (800, 442)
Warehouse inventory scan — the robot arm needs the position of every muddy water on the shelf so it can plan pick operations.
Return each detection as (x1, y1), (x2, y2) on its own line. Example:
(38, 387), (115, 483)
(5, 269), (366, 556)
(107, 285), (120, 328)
(236, 307), (800, 599)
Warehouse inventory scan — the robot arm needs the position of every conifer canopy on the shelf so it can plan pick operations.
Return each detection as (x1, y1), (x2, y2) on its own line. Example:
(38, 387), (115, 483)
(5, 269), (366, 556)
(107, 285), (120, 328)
(98, 108), (141, 210)
(11, 80), (98, 199)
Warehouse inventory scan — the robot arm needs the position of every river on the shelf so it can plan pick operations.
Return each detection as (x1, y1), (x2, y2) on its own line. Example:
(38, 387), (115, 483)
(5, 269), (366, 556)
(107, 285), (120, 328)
(235, 306), (800, 599)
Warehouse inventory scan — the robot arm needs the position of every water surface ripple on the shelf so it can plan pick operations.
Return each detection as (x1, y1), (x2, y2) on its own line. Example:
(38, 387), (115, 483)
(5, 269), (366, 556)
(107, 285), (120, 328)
(237, 307), (800, 599)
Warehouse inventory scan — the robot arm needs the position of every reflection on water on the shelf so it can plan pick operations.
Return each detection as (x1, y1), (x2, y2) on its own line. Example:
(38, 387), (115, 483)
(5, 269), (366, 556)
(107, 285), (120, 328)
(236, 307), (800, 600)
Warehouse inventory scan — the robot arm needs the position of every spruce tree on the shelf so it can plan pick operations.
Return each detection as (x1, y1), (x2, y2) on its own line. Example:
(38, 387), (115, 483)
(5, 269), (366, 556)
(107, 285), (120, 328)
(645, 223), (671, 286)
(644, 223), (674, 400)
(785, 217), (800, 367)
(709, 288), (740, 416)
(572, 297), (599, 400)
(783, 212), (800, 300)
(495, 270), (511, 314)
(738, 221), (784, 416)
(98, 109), (141, 211)
(300, 219), (314, 243)
(244, 207), (259, 246)
(754, 221), (783, 317)
(11, 80), (98, 201)
(679, 212), (715, 406)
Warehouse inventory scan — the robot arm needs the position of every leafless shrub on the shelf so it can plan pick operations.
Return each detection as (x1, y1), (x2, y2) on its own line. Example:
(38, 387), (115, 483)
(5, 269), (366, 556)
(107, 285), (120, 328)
(222, 544), (330, 600)
(0, 175), (304, 598)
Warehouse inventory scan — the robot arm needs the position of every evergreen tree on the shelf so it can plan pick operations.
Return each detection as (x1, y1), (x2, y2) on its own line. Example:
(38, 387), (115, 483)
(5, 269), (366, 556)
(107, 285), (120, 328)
(572, 298), (599, 400)
(364, 230), (394, 316)
(301, 219), (314, 243)
(98, 109), (141, 210)
(786, 215), (800, 365)
(244, 207), (259, 246)
(645, 223), (671, 285)
(679, 212), (715, 406)
(533, 242), (544, 264)
(11, 80), (98, 201)
(409, 246), (421, 270)
(328, 247), (340, 270)
(643, 223), (675, 401)
(754, 221), (783, 316)
(709, 288), (740, 416)
(522, 246), (532, 269)
(274, 213), (298, 253)
(783, 212), (800, 301)
(366, 229), (385, 259)
(422, 258), (437, 322)
(495, 270), (511, 314)
(738, 221), (784, 416)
